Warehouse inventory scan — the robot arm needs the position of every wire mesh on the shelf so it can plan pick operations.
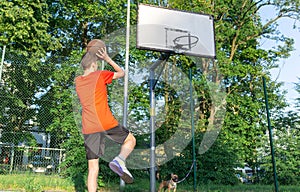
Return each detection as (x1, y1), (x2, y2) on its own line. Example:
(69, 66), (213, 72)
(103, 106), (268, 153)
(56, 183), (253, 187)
(0, 47), (66, 175)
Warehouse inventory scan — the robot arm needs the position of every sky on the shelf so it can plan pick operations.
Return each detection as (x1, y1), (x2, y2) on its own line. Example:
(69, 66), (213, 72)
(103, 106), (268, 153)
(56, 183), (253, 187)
(259, 6), (300, 110)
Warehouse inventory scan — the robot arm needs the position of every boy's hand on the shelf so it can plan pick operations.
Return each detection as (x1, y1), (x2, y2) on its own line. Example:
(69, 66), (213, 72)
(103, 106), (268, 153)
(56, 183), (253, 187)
(96, 47), (111, 62)
(96, 47), (124, 79)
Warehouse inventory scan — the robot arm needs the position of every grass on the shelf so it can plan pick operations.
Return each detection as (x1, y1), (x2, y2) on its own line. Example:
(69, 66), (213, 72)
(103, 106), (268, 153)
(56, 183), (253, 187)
(0, 173), (75, 192)
(0, 174), (299, 192)
(110, 177), (300, 192)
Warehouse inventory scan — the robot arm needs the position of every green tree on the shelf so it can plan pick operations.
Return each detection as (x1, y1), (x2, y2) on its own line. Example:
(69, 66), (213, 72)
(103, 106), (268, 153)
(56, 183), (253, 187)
(212, 0), (297, 167)
(0, 0), (60, 57)
(165, 0), (299, 184)
(260, 110), (300, 185)
(0, 0), (61, 145)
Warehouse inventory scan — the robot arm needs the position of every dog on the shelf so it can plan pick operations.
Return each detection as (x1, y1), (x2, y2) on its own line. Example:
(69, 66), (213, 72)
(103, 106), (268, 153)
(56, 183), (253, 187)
(158, 173), (178, 192)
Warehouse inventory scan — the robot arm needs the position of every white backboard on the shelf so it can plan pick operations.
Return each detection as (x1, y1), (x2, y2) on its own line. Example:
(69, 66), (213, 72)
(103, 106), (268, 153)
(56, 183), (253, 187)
(137, 4), (216, 58)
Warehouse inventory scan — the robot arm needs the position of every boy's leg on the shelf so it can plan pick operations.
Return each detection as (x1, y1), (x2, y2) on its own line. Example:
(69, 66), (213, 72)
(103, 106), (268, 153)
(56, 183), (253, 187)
(84, 133), (104, 191)
(119, 133), (136, 159)
(88, 159), (99, 192)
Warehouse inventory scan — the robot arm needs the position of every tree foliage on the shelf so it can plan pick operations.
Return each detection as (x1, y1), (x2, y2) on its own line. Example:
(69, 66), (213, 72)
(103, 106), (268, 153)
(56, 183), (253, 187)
(0, 0), (61, 57)
(260, 111), (300, 185)
(0, 0), (61, 146)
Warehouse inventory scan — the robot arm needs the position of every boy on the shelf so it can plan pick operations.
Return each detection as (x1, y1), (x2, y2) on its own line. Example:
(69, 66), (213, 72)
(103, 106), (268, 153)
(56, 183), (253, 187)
(75, 40), (136, 192)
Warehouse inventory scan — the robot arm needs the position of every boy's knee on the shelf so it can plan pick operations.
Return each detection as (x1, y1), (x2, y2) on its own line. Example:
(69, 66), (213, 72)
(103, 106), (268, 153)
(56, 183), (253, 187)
(128, 133), (136, 146)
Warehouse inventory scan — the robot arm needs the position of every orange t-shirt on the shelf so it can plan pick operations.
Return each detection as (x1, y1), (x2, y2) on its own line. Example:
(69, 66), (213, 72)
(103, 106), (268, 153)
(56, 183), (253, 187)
(75, 70), (118, 134)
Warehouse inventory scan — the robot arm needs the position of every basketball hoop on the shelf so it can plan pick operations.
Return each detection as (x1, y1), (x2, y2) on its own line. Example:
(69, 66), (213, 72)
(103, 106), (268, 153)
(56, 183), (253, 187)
(173, 35), (199, 53)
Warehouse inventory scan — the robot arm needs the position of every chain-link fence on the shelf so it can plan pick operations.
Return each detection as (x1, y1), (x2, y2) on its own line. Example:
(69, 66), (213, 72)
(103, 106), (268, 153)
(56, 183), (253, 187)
(0, 46), (66, 175)
(0, 143), (65, 174)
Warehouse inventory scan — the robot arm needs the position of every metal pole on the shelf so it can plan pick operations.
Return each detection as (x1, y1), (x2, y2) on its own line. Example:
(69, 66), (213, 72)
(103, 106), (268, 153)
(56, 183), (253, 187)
(189, 67), (197, 191)
(262, 76), (279, 192)
(120, 0), (131, 190)
(0, 45), (6, 83)
(101, 60), (105, 70)
(149, 53), (170, 192)
(149, 67), (156, 192)
(9, 144), (14, 174)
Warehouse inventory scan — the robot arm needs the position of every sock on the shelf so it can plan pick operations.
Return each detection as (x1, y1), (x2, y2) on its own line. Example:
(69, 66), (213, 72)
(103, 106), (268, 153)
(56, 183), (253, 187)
(115, 155), (125, 166)
(117, 155), (125, 162)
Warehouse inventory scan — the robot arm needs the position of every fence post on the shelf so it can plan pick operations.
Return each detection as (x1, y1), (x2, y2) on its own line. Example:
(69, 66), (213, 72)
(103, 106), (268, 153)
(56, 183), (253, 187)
(0, 45), (6, 83)
(262, 76), (279, 192)
(9, 144), (14, 174)
(59, 149), (63, 173)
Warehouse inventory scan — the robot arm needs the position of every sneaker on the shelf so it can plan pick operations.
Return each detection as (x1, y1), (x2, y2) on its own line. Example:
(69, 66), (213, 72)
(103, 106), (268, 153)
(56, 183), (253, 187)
(109, 158), (134, 184)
